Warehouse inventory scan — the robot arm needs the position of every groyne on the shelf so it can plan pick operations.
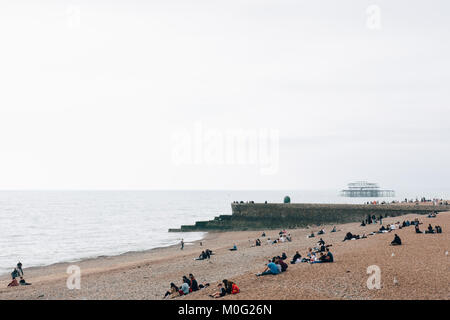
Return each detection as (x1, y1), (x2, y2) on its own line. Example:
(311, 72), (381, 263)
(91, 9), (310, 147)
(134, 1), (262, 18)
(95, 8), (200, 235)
(169, 203), (449, 232)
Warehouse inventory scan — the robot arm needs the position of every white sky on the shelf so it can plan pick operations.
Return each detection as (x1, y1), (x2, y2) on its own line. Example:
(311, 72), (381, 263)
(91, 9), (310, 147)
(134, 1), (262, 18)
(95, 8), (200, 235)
(0, 0), (449, 190)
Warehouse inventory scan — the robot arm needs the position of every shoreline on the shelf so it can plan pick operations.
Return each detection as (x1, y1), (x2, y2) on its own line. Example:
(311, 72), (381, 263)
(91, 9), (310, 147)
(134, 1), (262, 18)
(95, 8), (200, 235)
(0, 232), (214, 281)
(1, 211), (448, 299)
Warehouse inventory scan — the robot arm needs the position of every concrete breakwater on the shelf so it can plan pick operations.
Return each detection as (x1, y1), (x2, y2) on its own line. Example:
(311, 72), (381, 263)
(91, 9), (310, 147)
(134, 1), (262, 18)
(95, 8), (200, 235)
(168, 203), (449, 232)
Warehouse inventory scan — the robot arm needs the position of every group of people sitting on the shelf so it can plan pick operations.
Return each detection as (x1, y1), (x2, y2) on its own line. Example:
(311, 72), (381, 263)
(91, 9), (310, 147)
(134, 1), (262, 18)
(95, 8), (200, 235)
(424, 224), (443, 234)
(7, 262), (31, 287)
(256, 255), (289, 276)
(164, 274), (209, 298)
(262, 231), (292, 245)
(308, 226), (337, 238)
(195, 249), (214, 260)
(257, 239), (335, 276)
(209, 279), (240, 298)
(428, 211), (438, 218)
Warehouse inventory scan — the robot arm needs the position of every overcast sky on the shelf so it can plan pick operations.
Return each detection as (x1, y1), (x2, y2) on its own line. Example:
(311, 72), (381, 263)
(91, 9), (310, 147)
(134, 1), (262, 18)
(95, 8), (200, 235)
(0, 0), (449, 191)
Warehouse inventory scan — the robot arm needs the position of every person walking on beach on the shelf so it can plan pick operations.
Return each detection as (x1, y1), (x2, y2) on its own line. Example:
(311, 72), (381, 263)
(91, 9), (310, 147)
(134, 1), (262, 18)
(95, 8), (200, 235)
(181, 239), (184, 250)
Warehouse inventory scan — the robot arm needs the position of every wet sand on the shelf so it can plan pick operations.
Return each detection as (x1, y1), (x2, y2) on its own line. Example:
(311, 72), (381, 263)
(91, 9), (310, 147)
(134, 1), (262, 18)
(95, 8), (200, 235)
(0, 212), (449, 300)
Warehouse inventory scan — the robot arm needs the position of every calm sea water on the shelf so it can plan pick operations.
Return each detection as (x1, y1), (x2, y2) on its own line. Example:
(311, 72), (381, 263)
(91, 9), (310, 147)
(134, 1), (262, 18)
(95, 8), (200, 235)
(0, 189), (447, 275)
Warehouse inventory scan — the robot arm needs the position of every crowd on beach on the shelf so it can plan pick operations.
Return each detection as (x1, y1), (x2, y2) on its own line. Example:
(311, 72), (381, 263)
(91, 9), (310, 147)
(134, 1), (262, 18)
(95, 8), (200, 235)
(164, 209), (446, 298)
(163, 274), (240, 299)
(6, 208), (446, 300)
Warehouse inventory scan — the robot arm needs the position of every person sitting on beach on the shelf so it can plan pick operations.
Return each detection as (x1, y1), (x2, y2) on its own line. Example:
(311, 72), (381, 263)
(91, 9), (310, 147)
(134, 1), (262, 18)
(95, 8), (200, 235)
(324, 248), (334, 262)
(436, 225), (442, 233)
(343, 232), (359, 241)
(19, 277), (31, 286)
(256, 260), (281, 276)
(391, 234), (402, 246)
(415, 224), (423, 233)
(275, 256), (288, 272)
(196, 251), (208, 260)
(229, 244), (237, 251)
(317, 229), (325, 235)
(308, 232), (315, 238)
(425, 224), (435, 234)
(189, 274), (199, 291)
(311, 248), (334, 263)
(281, 252), (287, 260)
(222, 279), (239, 294)
(261, 232), (266, 237)
(255, 239), (261, 246)
(331, 226), (337, 233)
(164, 283), (179, 299)
(291, 251), (302, 264)
(286, 233), (292, 242)
(209, 283), (227, 298)
(7, 278), (19, 287)
(361, 220), (366, 227)
(180, 281), (190, 295)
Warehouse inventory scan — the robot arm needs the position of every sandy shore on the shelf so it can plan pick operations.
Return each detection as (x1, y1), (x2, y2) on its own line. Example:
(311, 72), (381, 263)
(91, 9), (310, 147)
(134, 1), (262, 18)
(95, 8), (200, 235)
(0, 212), (449, 300)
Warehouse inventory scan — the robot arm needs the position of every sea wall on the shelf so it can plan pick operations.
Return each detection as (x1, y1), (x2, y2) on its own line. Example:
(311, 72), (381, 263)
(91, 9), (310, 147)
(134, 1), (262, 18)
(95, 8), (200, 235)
(169, 203), (448, 232)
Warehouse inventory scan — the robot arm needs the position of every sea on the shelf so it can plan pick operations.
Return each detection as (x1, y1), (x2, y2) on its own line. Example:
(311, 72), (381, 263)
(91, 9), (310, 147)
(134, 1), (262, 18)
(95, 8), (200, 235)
(0, 189), (448, 275)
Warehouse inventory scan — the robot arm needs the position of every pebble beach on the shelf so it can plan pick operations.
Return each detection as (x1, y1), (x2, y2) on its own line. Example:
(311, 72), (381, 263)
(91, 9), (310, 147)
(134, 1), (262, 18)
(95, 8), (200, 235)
(0, 211), (449, 300)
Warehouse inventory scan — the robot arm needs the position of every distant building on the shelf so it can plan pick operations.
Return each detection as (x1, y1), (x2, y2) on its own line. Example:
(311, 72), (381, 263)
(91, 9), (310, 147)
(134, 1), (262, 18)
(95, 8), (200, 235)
(340, 181), (395, 197)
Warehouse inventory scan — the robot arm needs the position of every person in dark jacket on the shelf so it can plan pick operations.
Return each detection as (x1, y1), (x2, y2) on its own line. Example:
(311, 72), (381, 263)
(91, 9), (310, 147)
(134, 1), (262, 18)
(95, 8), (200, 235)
(391, 234), (402, 246)
(189, 274), (199, 291)
(290, 251), (302, 264)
